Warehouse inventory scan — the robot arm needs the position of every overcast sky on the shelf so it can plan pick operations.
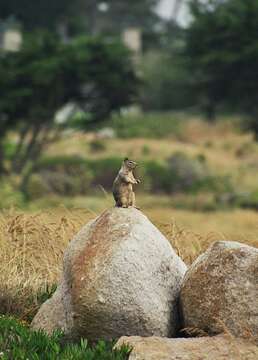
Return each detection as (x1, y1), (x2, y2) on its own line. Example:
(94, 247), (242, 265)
(156, 0), (190, 26)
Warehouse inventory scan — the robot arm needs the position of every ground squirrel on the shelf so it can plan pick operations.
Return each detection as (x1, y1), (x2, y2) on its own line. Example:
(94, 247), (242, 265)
(113, 158), (140, 208)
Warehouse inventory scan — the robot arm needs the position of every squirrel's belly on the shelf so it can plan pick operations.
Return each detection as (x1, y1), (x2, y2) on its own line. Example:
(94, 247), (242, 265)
(114, 182), (131, 197)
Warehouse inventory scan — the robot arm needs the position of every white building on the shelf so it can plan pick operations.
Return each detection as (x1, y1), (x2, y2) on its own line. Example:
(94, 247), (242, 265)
(157, 0), (190, 26)
(122, 28), (142, 55)
(0, 19), (22, 52)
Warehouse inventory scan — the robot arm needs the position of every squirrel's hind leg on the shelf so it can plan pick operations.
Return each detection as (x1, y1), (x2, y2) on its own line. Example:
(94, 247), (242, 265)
(120, 196), (129, 208)
(129, 192), (140, 209)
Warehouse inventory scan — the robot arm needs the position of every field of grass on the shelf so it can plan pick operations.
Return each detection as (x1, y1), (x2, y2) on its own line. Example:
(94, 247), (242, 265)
(46, 114), (258, 192)
(1, 112), (258, 339)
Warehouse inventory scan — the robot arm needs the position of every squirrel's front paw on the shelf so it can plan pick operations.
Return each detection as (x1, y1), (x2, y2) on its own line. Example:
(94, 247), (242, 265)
(136, 179), (141, 184)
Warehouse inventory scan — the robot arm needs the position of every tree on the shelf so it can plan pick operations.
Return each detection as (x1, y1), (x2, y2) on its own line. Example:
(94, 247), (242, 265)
(140, 21), (196, 111)
(100, 0), (159, 31)
(0, 0), (162, 49)
(0, 0), (75, 30)
(0, 31), (138, 186)
(141, 50), (195, 111)
(186, 0), (258, 124)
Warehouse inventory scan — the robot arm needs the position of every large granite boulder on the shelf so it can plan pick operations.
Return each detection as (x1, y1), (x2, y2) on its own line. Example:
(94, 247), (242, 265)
(32, 207), (187, 340)
(116, 335), (258, 360)
(180, 241), (258, 342)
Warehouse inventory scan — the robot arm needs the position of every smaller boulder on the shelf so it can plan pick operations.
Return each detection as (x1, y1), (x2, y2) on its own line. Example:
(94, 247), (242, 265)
(116, 335), (258, 360)
(180, 241), (258, 342)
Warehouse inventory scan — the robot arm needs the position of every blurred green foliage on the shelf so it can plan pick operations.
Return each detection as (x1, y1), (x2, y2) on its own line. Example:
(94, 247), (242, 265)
(0, 0), (75, 31)
(141, 50), (195, 111)
(110, 112), (183, 138)
(35, 157), (121, 196)
(89, 139), (107, 153)
(29, 154), (230, 198)
(2, 0), (258, 132)
(0, 31), (138, 131)
(0, 31), (138, 186)
(0, 180), (25, 208)
(0, 316), (130, 360)
(0, 0), (160, 40)
(187, 0), (258, 128)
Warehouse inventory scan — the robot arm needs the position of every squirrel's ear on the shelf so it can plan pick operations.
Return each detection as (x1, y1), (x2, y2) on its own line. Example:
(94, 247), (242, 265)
(124, 157), (129, 161)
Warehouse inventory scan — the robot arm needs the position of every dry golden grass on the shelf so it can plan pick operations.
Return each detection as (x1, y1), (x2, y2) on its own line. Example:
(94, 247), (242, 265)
(0, 208), (91, 320)
(149, 208), (258, 264)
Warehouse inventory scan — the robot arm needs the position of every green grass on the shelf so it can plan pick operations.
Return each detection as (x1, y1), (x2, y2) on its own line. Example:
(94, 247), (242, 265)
(0, 316), (130, 360)
(109, 112), (183, 138)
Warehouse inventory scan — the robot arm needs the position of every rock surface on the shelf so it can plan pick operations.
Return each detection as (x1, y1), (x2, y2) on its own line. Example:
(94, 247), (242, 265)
(116, 335), (258, 360)
(31, 280), (73, 335)
(32, 207), (187, 340)
(180, 241), (258, 342)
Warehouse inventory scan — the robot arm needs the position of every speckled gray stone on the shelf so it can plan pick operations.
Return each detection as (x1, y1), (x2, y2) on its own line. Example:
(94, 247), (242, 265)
(32, 207), (187, 340)
(180, 241), (258, 342)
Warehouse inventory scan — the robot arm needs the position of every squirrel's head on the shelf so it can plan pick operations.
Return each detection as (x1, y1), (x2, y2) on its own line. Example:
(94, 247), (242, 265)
(123, 157), (137, 170)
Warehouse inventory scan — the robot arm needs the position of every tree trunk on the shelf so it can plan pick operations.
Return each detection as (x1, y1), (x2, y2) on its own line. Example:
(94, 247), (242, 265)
(204, 102), (216, 122)
(14, 123), (42, 174)
(19, 125), (59, 196)
(0, 139), (6, 176)
(12, 123), (31, 172)
(0, 120), (9, 176)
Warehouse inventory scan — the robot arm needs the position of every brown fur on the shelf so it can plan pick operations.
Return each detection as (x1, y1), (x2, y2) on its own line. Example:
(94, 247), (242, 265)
(112, 158), (140, 208)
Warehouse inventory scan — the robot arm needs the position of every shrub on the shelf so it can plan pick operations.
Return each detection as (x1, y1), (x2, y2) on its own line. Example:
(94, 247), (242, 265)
(166, 152), (211, 193)
(37, 156), (87, 169)
(204, 140), (213, 148)
(35, 156), (93, 196)
(89, 139), (106, 153)
(36, 156), (123, 194)
(143, 161), (172, 193)
(3, 141), (17, 160)
(26, 174), (50, 199)
(141, 145), (150, 156)
(110, 112), (183, 139)
(143, 153), (212, 194)
(196, 153), (206, 163)
(0, 180), (25, 208)
(143, 152), (232, 195)
(140, 51), (195, 112)
(230, 191), (258, 210)
(235, 142), (255, 158)
(34, 155), (233, 197)
(88, 157), (122, 190)
(39, 171), (92, 196)
(172, 193), (219, 212)
(0, 316), (130, 359)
